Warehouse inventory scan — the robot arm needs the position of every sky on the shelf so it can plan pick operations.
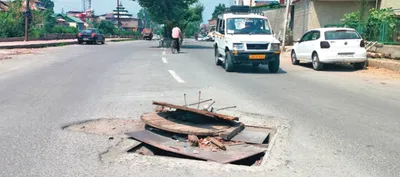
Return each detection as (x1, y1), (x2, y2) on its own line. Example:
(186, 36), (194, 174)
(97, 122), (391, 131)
(54, 0), (233, 23)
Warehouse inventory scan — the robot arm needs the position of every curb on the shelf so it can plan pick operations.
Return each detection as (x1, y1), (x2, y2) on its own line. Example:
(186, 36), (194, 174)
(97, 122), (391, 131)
(0, 41), (78, 49)
(0, 38), (137, 49)
(368, 58), (400, 73)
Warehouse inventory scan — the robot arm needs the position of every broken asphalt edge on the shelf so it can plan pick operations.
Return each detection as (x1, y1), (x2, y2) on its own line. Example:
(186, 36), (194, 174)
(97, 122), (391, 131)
(0, 38), (136, 49)
(260, 127), (279, 167)
(367, 58), (400, 73)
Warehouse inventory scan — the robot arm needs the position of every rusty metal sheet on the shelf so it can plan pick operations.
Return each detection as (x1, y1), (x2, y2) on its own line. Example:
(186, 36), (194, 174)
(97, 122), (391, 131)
(152, 101), (239, 121)
(126, 130), (267, 164)
(141, 112), (244, 137)
(230, 126), (273, 144)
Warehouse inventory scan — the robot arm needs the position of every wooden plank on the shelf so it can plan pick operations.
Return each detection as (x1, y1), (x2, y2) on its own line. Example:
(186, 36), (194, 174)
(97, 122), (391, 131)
(209, 137), (227, 150)
(141, 112), (233, 136)
(152, 101), (239, 121)
(219, 123), (245, 141)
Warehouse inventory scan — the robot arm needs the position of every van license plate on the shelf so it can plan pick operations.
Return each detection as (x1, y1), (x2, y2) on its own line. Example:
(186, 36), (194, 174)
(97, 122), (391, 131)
(249, 55), (266, 60)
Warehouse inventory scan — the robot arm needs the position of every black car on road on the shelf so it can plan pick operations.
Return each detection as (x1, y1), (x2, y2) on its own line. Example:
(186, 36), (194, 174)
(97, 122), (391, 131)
(77, 29), (105, 44)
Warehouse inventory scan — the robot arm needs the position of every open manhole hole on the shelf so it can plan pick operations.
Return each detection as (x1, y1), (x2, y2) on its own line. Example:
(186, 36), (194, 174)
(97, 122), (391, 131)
(64, 97), (278, 167)
(125, 125), (275, 167)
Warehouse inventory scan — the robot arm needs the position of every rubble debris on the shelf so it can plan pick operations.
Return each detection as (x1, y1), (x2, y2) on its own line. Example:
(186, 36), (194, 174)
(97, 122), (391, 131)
(209, 137), (227, 151)
(126, 130), (267, 164)
(152, 101), (239, 121)
(188, 135), (199, 147)
(134, 145), (155, 156)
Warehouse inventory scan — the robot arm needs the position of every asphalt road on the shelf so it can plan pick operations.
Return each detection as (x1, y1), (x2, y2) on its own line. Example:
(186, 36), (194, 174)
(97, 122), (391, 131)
(0, 40), (399, 177)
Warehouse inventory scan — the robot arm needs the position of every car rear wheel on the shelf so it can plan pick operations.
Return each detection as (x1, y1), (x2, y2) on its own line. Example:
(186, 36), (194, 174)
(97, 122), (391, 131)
(291, 50), (299, 65)
(224, 51), (234, 72)
(215, 48), (222, 66)
(312, 53), (324, 71)
(78, 41), (83, 44)
(101, 39), (105, 44)
(353, 61), (366, 70)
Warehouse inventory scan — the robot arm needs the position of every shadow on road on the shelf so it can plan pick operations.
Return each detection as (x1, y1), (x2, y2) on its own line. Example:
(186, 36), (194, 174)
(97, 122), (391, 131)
(220, 65), (287, 74)
(182, 45), (213, 49)
(298, 63), (363, 72)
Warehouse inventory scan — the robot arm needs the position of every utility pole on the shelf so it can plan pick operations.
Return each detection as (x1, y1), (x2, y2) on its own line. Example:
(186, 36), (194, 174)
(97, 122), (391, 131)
(281, 0), (291, 51)
(24, 0), (30, 42)
(117, 0), (120, 38)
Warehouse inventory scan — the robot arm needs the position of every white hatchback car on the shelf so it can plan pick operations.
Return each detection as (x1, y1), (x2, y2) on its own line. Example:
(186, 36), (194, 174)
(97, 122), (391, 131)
(291, 28), (367, 70)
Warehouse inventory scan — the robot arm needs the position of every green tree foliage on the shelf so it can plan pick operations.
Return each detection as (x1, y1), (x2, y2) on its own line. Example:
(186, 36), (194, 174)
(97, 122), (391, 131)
(366, 8), (397, 41)
(137, 8), (151, 28)
(97, 20), (116, 35)
(211, 3), (225, 19)
(136, 0), (199, 37)
(0, 0), (25, 38)
(52, 26), (78, 34)
(39, 0), (54, 12)
(184, 21), (200, 37)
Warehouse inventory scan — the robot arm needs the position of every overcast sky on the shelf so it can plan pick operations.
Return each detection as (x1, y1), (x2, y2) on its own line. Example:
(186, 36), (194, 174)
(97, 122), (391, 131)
(54, 0), (234, 23)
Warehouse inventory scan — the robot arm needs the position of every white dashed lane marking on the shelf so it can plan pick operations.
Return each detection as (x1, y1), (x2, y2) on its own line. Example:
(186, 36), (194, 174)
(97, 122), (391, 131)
(168, 70), (185, 83)
(162, 57), (168, 63)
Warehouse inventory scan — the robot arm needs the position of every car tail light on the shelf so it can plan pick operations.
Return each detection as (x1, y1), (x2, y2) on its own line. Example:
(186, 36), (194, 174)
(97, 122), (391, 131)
(320, 41), (330, 49)
(360, 40), (365, 47)
(91, 33), (96, 37)
(78, 33), (81, 37)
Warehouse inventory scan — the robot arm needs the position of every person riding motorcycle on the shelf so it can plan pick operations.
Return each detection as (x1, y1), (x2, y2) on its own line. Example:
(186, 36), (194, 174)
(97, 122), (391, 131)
(172, 26), (183, 52)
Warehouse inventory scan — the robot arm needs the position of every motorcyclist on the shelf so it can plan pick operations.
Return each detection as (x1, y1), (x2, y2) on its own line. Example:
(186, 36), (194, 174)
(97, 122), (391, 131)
(172, 26), (182, 52)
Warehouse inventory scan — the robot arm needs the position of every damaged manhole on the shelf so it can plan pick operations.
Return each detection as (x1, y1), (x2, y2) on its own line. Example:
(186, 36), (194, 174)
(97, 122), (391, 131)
(125, 125), (274, 166)
(64, 94), (277, 167)
(122, 99), (276, 167)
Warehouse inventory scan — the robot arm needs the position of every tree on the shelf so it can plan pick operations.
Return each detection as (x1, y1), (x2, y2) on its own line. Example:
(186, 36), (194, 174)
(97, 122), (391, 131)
(39, 0), (54, 12)
(211, 3), (225, 19)
(0, 0), (25, 38)
(97, 20), (116, 35)
(136, 0), (199, 37)
(137, 8), (151, 28)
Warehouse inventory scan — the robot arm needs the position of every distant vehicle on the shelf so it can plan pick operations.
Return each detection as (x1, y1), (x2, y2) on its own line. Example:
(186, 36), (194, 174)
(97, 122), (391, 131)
(291, 28), (367, 70)
(77, 29), (105, 45)
(142, 28), (153, 40)
(153, 34), (161, 40)
(214, 5), (281, 73)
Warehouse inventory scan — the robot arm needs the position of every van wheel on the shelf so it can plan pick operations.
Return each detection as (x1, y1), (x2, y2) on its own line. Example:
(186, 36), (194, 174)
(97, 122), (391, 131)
(312, 53), (324, 70)
(224, 51), (234, 72)
(268, 59), (280, 73)
(215, 48), (222, 66)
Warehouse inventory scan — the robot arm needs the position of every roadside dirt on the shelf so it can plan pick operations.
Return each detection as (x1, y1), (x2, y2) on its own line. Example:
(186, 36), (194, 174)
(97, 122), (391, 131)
(0, 49), (40, 60)
(63, 118), (145, 137)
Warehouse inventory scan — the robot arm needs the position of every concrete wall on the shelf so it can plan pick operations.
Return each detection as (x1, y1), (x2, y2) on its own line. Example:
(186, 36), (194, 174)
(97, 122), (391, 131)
(376, 45), (400, 58)
(293, 0), (310, 40)
(381, 0), (400, 9)
(263, 8), (286, 41)
(293, 0), (375, 40)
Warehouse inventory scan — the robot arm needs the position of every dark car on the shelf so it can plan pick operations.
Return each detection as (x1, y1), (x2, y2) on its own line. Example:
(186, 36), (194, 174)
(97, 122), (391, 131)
(77, 29), (105, 44)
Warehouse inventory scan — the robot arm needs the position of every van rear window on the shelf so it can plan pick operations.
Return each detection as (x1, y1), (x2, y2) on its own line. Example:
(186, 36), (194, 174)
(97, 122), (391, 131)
(325, 30), (361, 40)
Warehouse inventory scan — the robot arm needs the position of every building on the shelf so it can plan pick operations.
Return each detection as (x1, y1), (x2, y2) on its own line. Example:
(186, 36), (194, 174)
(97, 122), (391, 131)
(112, 3), (133, 19)
(291, 0), (377, 40)
(52, 13), (84, 30)
(111, 3), (139, 31)
(0, 0), (45, 12)
(291, 0), (400, 40)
